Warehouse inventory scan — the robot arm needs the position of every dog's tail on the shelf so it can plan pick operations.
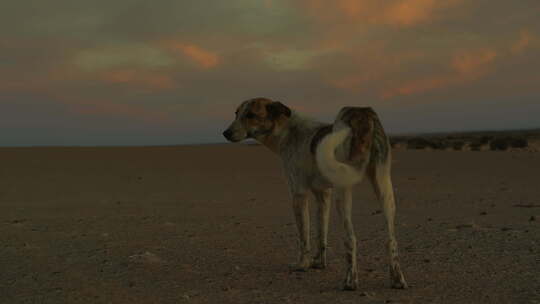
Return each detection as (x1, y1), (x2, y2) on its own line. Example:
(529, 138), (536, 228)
(316, 127), (363, 187)
(316, 107), (388, 188)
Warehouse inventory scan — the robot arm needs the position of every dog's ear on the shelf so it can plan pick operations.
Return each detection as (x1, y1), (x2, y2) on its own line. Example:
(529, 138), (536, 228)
(266, 101), (291, 120)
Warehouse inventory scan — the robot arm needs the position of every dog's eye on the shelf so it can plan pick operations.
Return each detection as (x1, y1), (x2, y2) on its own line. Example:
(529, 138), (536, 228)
(245, 112), (255, 119)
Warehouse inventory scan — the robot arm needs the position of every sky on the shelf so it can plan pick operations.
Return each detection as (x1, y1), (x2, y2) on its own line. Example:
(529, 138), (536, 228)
(1, 0), (539, 146)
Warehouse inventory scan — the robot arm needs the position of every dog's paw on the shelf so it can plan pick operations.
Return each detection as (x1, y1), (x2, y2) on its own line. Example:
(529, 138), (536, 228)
(391, 280), (408, 289)
(311, 251), (327, 269)
(342, 269), (359, 291)
(288, 263), (309, 272)
(389, 265), (408, 289)
(311, 260), (327, 269)
(289, 256), (312, 272)
(390, 275), (408, 289)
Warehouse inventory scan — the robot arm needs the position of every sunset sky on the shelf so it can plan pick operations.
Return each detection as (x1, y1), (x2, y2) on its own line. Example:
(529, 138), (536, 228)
(1, 0), (539, 146)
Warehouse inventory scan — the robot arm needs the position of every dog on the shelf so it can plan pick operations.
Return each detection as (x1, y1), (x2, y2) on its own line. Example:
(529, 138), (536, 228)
(222, 97), (408, 290)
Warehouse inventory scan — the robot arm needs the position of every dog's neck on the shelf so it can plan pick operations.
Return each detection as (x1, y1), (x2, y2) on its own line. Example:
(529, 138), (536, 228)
(255, 111), (319, 154)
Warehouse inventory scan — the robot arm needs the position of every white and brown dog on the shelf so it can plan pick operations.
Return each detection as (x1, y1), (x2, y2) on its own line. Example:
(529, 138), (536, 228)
(222, 97), (408, 290)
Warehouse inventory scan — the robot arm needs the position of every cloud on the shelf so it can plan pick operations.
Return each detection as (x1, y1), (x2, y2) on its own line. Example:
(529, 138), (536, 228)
(100, 69), (176, 90)
(382, 48), (499, 98)
(298, 0), (465, 27)
(329, 75), (368, 91)
(380, 0), (464, 26)
(167, 42), (220, 69)
(74, 44), (175, 71)
(257, 45), (331, 71)
(2, 0), (540, 145)
(381, 75), (455, 99)
(511, 29), (535, 54)
(452, 49), (498, 77)
(70, 100), (173, 124)
(264, 0), (273, 9)
(315, 42), (429, 96)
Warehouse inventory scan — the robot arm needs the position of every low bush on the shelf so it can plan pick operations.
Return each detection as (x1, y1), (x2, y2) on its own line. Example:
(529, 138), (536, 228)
(407, 138), (430, 149)
(431, 140), (449, 150)
(508, 136), (528, 148)
(452, 141), (465, 150)
(469, 140), (484, 151)
(489, 138), (509, 151)
(479, 135), (494, 144)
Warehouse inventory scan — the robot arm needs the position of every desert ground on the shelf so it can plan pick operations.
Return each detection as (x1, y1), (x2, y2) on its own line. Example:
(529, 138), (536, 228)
(1, 144), (539, 303)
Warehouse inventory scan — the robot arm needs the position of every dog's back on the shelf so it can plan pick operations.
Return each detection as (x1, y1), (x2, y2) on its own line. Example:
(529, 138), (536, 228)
(316, 107), (390, 187)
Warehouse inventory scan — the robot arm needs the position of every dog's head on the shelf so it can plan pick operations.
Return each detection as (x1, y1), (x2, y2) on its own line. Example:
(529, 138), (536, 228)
(222, 97), (291, 142)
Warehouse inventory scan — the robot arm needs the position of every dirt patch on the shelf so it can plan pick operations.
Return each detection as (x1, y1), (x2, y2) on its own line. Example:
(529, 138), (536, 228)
(1, 146), (539, 303)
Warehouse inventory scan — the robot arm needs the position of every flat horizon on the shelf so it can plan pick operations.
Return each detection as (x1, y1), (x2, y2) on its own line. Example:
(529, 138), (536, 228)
(2, 126), (539, 148)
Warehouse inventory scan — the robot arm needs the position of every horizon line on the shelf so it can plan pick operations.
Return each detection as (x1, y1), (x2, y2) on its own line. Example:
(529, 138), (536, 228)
(1, 127), (538, 148)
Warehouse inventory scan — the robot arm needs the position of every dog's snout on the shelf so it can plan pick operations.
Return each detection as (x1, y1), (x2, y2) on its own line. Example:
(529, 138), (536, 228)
(223, 129), (233, 140)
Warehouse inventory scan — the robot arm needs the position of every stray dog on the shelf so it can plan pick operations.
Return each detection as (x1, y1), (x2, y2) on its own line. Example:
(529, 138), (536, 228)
(222, 97), (408, 290)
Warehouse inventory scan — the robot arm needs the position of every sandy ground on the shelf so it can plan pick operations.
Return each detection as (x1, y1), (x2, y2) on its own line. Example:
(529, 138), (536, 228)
(1, 145), (539, 304)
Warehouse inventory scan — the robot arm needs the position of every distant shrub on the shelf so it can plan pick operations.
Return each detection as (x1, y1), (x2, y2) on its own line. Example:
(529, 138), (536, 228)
(390, 138), (402, 148)
(406, 138), (450, 150)
(431, 140), (449, 150)
(488, 136), (527, 150)
(469, 140), (484, 151)
(407, 138), (430, 149)
(452, 141), (465, 150)
(490, 138), (509, 151)
(508, 136), (528, 148)
(479, 136), (494, 144)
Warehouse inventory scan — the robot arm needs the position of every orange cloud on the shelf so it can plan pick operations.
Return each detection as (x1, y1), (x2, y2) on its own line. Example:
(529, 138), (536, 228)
(336, 0), (370, 19)
(167, 42), (220, 68)
(452, 49), (497, 77)
(381, 48), (499, 98)
(329, 75), (369, 91)
(381, 75), (455, 99)
(264, 0), (273, 9)
(301, 0), (377, 22)
(100, 69), (175, 90)
(299, 0), (464, 27)
(323, 45), (425, 94)
(511, 30), (534, 54)
(0, 80), (25, 91)
(0, 64), (78, 94)
(382, 0), (440, 26)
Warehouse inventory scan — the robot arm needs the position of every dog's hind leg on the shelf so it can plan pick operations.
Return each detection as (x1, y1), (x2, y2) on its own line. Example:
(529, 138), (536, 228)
(334, 187), (358, 290)
(290, 193), (312, 271)
(312, 188), (332, 269)
(370, 164), (408, 289)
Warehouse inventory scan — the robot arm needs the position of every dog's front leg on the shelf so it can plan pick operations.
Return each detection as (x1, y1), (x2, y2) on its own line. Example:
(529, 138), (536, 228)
(290, 193), (312, 271)
(312, 188), (331, 269)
